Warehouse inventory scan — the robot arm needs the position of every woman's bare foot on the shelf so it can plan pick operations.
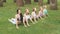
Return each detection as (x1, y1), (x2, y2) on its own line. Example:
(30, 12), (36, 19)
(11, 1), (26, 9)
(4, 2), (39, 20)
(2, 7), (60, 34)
(24, 25), (27, 27)
(16, 27), (19, 29)
(27, 24), (30, 26)
(35, 21), (38, 23)
(32, 22), (35, 24)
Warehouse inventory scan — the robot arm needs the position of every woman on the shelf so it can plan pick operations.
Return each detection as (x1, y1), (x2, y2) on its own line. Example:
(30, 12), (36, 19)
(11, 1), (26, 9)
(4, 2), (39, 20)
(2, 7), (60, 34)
(31, 8), (38, 23)
(43, 5), (48, 17)
(23, 8), (34, 27)
(8, 9), (23, 29)
(38, 7), (44, 19)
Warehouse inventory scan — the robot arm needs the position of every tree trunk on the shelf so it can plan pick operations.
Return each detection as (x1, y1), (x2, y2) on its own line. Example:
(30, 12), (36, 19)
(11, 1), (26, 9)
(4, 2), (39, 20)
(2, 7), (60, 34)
(16, 0), (24, 7)
(38, 0), (43, 6)
(47, 0), (50, 4)
(14, 0), (16, 2)
(50, 0), (57, 10)
(25, 0), (31, 4)
(3, 0), (6, 2)
(0, 0), (3, 7)
(34, 0), (38, 2)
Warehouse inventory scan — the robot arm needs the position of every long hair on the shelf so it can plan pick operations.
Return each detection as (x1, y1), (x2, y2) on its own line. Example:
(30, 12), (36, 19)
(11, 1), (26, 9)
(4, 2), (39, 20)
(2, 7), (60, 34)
(20, 13), (23, 22)
(17, 9), (19, 14)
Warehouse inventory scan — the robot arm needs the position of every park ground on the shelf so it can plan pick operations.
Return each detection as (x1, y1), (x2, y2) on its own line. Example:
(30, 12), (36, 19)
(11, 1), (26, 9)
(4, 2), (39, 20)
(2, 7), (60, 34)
(0, 0), (60, 34)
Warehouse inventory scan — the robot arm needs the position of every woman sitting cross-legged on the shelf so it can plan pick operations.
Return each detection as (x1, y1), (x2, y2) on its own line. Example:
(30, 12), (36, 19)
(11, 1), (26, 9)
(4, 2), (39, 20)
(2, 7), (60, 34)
(8, 9), (23, 29)
(23, 8), (35, 27)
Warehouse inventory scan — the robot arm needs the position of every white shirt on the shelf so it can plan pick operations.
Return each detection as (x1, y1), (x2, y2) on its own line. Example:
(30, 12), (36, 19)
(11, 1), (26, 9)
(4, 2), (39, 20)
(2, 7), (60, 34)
(24, 14), (30, 19)
(31, 12), (36, 17)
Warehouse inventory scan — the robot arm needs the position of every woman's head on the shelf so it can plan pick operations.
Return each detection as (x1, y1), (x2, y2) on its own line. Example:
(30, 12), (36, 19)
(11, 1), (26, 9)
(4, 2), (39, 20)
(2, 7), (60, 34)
(43, 5), (47, 9)
(33, 8), (36, 12)
(17, 9), (21, 14)
(40, 7), (43, 11)
(39, 7), (43, 12)
(25, 8), (29, 15)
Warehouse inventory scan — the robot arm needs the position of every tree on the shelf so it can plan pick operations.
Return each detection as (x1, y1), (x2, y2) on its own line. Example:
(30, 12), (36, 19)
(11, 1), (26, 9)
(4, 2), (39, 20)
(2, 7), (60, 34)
(3, 0), (6, 2)
(25, 0), (31, 4)
(38, 0), (43, 6)
(47, 0), (50, 4)
(16, 0), (24, 7)
(14, 0), (16, 2)
(0, 0), (3, 7)
(50, 0), (57, 10)
(34, 0), (38, 2)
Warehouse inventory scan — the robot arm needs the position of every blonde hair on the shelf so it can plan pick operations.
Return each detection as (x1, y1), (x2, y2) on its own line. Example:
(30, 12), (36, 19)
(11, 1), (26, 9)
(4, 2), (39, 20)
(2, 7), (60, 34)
(43, 5), (47, 9)
(33, 8), (36, 11)
(40, 6), (43, 10)
(25, 8), (30, 15)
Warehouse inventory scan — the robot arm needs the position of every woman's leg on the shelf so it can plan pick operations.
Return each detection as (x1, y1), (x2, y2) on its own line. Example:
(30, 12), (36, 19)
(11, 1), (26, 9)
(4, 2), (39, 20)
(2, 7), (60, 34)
(16, 20), (19, 29)
(26, 19), (30, 26)
(23, 17), (27, 27)
(30, 17), (35, 24)
(36, 15), (39, 20)
(34, 17), (37, 23)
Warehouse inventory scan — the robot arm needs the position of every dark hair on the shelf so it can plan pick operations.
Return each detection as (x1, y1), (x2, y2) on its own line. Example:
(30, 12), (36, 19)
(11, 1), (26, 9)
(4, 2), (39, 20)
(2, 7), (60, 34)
(33, 8), (35, 11)
(17, 8), (20, 14)
(33, 8), (37, 14)
(20, 13), (23, 22)
(17, 9), (19, 14)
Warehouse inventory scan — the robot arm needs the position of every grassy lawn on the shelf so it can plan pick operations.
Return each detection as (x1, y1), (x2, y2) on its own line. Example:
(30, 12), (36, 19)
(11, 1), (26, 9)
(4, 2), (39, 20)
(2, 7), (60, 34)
(0, 0), (60, 34)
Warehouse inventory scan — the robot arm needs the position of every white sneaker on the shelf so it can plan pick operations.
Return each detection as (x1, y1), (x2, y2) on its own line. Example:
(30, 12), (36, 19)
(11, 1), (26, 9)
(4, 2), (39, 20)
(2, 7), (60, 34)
(8, 19), (16, 24)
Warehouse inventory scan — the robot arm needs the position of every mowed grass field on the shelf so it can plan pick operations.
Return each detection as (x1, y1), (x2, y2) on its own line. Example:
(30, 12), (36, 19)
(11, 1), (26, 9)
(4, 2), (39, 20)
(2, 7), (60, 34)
(0, 0), (60, 34)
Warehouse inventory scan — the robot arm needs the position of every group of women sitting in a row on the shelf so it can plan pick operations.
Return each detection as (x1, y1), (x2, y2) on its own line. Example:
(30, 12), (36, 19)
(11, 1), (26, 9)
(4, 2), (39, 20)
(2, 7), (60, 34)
(8, 5), (48, 29)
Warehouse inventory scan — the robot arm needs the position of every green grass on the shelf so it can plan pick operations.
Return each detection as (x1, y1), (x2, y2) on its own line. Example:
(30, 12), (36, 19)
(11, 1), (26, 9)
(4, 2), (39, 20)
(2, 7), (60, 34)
(0, 0), (60, 34)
